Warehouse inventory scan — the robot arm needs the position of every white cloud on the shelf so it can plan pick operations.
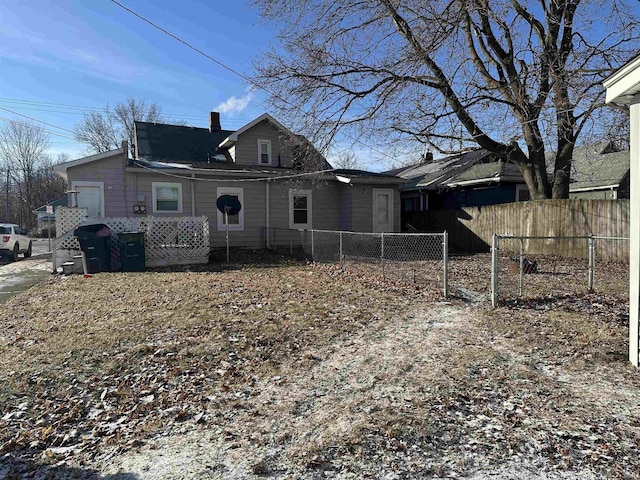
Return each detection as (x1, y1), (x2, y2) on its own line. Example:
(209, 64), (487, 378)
(215, 88), (254, 114)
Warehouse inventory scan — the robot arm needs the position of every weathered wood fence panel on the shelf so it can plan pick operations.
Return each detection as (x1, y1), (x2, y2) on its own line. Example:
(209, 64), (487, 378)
(408, 200), (629, 261)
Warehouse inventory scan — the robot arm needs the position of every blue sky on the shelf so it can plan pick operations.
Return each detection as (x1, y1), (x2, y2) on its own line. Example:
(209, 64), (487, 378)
(0, 0), (276, 158)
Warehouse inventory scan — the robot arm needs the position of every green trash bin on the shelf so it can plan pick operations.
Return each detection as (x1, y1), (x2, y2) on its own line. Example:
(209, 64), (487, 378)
(119, 232), (145, 272)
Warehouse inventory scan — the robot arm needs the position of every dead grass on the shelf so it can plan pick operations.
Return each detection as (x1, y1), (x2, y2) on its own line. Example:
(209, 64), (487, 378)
(0, 253), (638, 479)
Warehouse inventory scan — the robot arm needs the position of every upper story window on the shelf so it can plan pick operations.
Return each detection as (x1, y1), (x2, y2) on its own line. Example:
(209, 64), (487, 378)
(258, 139), (272, 165)
(152, 182), (182, 213)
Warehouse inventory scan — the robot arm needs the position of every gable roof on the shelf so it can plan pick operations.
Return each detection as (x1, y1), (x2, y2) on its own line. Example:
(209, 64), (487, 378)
(53, 146), (126, 179)
(569, 141), (629, 192)
(218, 113), (287, 148)
(135, 121), (234, 163)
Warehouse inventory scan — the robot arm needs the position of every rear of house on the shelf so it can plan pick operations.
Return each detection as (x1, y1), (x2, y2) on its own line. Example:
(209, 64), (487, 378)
(54, 113), (402, 251)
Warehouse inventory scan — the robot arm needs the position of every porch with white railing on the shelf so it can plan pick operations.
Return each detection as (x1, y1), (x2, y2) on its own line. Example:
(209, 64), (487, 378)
(53, 207), (210, 271)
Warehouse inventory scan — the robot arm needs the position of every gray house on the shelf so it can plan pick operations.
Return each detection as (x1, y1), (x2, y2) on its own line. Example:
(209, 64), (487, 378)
(569, 141), (630, 199)
(54, 112), (402, 249)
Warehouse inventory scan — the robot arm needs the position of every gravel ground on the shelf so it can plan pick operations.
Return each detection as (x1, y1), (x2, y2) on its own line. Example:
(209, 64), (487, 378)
(0, 253), (638, 479)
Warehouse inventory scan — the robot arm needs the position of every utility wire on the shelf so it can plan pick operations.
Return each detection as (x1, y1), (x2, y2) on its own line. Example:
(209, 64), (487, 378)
(0, 106), (77, 136)
(0, 115), (77, 140)
(107, 0), (393, 166)
(133, 161), (339, 183)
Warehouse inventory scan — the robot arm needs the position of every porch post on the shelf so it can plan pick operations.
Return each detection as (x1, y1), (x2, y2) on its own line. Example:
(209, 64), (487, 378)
(629, 95), (640, 367)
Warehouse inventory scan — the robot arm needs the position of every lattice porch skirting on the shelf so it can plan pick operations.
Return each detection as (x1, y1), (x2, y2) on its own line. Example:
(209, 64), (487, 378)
(54, 209), (210, 270)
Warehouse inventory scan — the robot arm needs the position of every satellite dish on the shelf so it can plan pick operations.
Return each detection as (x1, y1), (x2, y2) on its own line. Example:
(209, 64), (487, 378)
(216, 195), (242, 216)
(216, 195), (242, 264)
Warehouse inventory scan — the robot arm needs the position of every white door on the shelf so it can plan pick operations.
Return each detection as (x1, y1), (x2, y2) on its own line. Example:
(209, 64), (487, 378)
(373, 188), (394, 232)
(73, 181), (104, 218)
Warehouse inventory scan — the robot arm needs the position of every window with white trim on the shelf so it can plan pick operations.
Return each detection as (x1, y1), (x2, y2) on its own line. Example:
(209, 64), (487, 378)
(289, 189), (312, 229)
(216, 187), (244, 231)
(152, 182), (182, 213)
(258, 139), (271, 165)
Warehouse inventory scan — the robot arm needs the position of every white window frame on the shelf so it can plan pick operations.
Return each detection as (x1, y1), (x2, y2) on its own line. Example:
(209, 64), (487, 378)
(216, 187), (244, 231)
(289, 189), (312, 229)
(258, 139), (272, 166)
(152, 182), (183, 214)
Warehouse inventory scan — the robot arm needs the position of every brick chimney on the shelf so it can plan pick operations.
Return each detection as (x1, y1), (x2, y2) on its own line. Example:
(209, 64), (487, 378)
(209, 111), (221, 133)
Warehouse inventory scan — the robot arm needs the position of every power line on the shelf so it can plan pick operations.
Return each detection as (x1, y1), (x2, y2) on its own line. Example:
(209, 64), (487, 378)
(0, 106), (77, 136)
(133, 160), (338, 183)
(107, 0), (394, 167)
(0, 97), (254, 126)
(0, 116), (77, 140)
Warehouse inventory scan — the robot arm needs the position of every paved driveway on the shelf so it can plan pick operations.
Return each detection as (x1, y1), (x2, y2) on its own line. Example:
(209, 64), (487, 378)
(0, 239), (52, 303)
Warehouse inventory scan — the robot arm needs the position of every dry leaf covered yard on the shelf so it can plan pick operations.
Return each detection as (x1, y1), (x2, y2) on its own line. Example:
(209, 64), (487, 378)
(0, 254), (638, 479)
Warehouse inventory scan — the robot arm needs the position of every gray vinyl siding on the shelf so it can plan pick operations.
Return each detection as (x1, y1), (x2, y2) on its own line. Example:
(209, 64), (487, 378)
(233, 120), (295, 168)
(66, 149), (401, 251)
(66, 152), (132, 218)
(348, 184), (401, 232)
(195, 180), (266, 249)
(134, 174), (194, 216)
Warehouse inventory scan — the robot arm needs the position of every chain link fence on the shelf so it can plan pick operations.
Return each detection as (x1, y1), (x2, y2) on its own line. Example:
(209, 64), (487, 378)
(262, 228), (448, 296)
(490, 235), (629, 306)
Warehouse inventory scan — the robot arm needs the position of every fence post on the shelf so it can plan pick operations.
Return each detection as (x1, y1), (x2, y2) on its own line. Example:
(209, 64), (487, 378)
(380, 232), (385, 277)
(443, 231), (449, 298)
(491, 234), (499, 307)
(519, 238), (524, 297)
(588, 234), (595, 291)
(311, 229), (315, 261)
(339, 231), (343, 265)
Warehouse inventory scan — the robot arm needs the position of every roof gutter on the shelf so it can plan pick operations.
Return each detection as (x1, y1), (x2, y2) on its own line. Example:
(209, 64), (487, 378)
(446, 175), (524, 188)
(569, 184), (620, 193)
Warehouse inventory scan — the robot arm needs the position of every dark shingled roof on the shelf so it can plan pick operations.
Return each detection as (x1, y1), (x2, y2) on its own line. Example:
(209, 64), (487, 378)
(135, 121), (234, 163)
(570, 141), (629, 191)
(332, 168), (398, 178)
(447, 161), (523, 185)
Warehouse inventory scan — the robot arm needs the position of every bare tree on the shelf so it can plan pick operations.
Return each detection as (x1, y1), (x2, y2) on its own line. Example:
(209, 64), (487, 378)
(333, 150), (361, 169)
(0, 119), (50, 227)
(252, 0), (640, 199)
(75, 97), (163, 158)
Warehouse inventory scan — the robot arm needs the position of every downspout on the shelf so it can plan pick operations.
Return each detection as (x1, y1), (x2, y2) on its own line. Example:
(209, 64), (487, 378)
(191, 174), (196, 215)
(122, 142), (128, 214)
(266, 179), (270, 248)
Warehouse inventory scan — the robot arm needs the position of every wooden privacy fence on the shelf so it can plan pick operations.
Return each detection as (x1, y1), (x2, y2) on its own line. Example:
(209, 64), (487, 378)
(54, 207), (210, 269)
(408, 199), (629, 261)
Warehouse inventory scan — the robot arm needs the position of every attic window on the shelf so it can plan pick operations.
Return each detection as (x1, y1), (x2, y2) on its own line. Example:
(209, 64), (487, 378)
(258, 139), (271, 165)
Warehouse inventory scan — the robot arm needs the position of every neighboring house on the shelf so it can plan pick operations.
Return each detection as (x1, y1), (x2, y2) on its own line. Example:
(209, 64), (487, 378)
(54, 112), (402, 248)
(34, 196), (68, 229)
(568, 141), (630, 200)
(386, 149), (527, 229)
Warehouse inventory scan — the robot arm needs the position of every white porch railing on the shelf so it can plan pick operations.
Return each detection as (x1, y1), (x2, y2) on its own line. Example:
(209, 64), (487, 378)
(54, 207), (210, 270)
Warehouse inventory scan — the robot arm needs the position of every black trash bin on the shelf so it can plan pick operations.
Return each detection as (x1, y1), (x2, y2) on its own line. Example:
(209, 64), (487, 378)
(74, 224), (112, 273)
(119, 232), (145, 272)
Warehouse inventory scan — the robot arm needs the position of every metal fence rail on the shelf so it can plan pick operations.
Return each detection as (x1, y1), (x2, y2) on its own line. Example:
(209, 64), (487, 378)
(263, 228), (449, 297)
(491, 234), (629, 306)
